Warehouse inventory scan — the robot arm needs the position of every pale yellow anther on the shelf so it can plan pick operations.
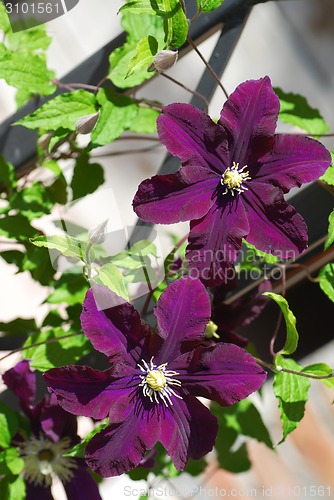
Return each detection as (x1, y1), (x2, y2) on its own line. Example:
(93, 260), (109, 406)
(138, 357), (182, 406)
(221, 162), (251, 196)
(146, 370), (167, 392)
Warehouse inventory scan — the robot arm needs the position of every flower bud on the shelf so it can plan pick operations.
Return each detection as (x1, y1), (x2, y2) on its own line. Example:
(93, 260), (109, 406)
(205, 320), (219, 339)
(76, 111), (100, 135)
(38, 132), (52, 152)
(153, 50), (178, 72)
(88, 219), (109, 245)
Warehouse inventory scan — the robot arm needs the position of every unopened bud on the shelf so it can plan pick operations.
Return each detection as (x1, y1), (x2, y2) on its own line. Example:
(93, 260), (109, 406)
(154, 50), (178, 72)
(76, 111), (100, 135)
(205, 320), (219, 339)
(88, 219), (109, 245)
(38, 132), (52, 152)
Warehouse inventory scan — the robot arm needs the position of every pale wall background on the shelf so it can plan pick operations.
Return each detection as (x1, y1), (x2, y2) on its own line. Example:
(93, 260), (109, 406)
(1, 1), (334, 499)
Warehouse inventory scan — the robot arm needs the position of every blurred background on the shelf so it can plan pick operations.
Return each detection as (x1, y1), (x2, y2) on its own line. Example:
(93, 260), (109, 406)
(0, 0), (334, 498)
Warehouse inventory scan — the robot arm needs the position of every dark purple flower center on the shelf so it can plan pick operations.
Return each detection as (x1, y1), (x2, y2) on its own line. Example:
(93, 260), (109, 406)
(221, 162), (251, 196)
(138, 357), (182, 407)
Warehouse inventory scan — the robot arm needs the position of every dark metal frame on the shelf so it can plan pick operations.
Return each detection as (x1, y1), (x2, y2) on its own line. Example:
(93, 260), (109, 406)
(0, 0), (333, 356)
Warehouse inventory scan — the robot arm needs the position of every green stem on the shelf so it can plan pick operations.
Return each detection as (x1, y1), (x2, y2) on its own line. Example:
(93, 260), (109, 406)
(254, 357), (333, 380)
(0, 332), (82, 363)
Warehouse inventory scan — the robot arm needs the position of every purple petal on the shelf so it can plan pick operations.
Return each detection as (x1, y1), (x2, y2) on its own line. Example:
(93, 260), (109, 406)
(153, 277), (211, 364)
(2, 360), (35, 409)
(26, 483), (53, 500)
(44, 366), (137, 421)
(218, 76), (279, 165)
(133, 166), (217, 224)
(253, 134), (331, 192)
(85, 404), (161, 477)
(40, 394), (78, 443)
(238, 280), (272, 327)
(243, 182), (308, 256)
(187, 198), (249, 286)
(81, 286), (150, 364)
(63, 463), (101, 500)
(172, 343), (266, 406)
(158, 103), (229, 172)
(159, 396), (218, 468)
(213, 279), (272, 332)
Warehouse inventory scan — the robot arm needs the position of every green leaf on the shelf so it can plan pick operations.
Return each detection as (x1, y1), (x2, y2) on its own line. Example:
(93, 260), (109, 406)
(90, 88), (138, 146)
(110, 252), (142, 270)
(0, 317), (38, 336)
(273, 355), (310, 443)
(7, 26), (52, 53)
(301, 362), (333, 377)
(324, 210), (334, 250)
(22, 245), (56, 286)
(122, 10), (164, 43)
(47, 273), (89, 306)
(318, 263), (334, 302)
(98, 262), (129, 300)
(22, 327), (91, 371)
(109, 43), (155, 89)
(119, 0), (164, 15)
(274, 87), (329, 135)
(65, 422), (109, 458)
(71, 154), (105, 200)
(11, 182), (53, 221)
(3, 448), (24, 475)
(163, 0), (188, 48)
(129, 106), (159, 133)
(263, 292), (298, 355)
(197, 0), (223, 13)
(127, 35), (159, 77)
(16, 90), (97, 131)
(0, 2), (11, 33)
(211, 403), (251, 473)
(242, 240), (278, 265)
(109, 12), (163, 89)
(15, 88), (34, 109)
(184, 457), (208, 476)
(30, 235), (88, 262)
(318, 377), (334, 389)
(213, 399), (272, 448)
(130, 239), (158, 257)
(48, 127), (72, 152)
(0, 403), (19, 449)
(0, 156), (17, 194)
(0, 214), (37, 241)
(320, 153), (334, 186)
(0, 52), (55, 95)
(7, 474), (26, 500)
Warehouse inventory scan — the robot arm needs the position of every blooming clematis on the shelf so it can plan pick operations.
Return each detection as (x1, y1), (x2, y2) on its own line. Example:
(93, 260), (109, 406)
(133, 77), (331, 285)
(44, 277), (266, 477)
(210, 279), (272, 347)
(2, 360), (101, 500)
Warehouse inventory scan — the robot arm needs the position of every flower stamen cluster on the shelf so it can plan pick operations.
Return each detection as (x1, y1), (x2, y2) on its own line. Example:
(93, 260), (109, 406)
(20, 435), (77, 487)
(221, 162), (251, 196)
(138, 357), (182, 407)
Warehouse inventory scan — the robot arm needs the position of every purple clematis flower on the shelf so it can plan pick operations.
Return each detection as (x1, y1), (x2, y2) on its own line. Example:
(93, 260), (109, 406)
(210, 279), (272, 347)
(2, 360), (101, 500)
(133, 77), (331, 285)
(44, 277), (266, 477)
